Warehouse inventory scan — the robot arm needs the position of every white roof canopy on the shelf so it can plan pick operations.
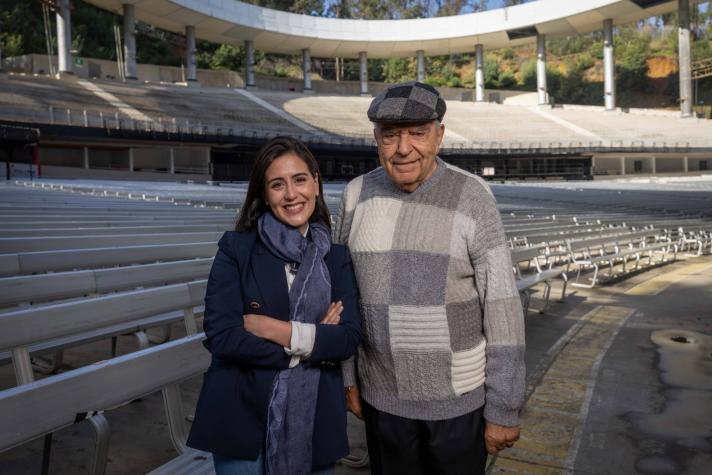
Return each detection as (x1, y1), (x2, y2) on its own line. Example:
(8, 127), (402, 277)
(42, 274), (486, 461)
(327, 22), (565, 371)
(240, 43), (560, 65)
(83, 0), (694, 58)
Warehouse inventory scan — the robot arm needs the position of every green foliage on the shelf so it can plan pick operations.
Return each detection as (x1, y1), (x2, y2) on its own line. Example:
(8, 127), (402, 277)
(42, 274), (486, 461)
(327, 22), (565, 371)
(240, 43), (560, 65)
(209, 44), (244, 70)
(614, 27), (651, 103)
(0, 1), (46, 57)
(501, 48), (514, 60)
(72, 2), (116, 60)
(519, 60), (536, 89)
(497, 70), (516, 88)
(382, 58), (413, 83)
(2, 34), (23, 57)
(574, 52), (595, 71)
(483, 55), (500, 88)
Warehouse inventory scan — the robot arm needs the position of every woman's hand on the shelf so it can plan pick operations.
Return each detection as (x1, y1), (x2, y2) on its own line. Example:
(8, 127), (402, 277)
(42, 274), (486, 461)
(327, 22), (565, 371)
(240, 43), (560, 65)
(244, 314), (292, 347)
(320, 301), (343, 325)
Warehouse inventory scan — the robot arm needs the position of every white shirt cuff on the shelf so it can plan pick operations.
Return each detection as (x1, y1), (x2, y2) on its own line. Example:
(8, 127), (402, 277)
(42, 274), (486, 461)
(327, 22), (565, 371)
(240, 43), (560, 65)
(284, 321), (316, 359)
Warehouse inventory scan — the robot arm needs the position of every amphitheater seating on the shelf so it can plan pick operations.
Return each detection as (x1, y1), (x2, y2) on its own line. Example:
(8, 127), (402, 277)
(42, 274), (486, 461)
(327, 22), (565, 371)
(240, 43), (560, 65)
(0, 334), (212, 474)
(1, 177), (711, 474)
(510, 247), (568, 314)
(0, 242), (218, 276)
(0, 258), (212, 308)
(566, 229), (678, 287)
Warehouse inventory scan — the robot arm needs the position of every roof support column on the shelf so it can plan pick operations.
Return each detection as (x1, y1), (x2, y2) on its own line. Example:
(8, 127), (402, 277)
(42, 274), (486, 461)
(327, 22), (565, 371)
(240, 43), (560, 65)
(245, 40), (255, 88)
(475, 44), (485, 102)
(185, 26), (197, 82)
(603, 19), (616, 111)
(536, 34), (547, 105)
(302, 48), (312, 92)
(416, 50), (425, 82)
(678, 0), (693, 117)
(56, 0), (73, 75)
(123, 4), (137, 80)
(359, 51), (368, 96)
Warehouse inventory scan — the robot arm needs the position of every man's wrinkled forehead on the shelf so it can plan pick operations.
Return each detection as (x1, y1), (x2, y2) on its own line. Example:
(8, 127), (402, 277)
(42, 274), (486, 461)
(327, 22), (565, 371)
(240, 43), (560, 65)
(376, 120), (437, 132)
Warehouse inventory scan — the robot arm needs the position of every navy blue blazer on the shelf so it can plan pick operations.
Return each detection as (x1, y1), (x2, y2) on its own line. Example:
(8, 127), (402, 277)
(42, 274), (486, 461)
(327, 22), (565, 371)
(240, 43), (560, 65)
(186, 229), (361, 468)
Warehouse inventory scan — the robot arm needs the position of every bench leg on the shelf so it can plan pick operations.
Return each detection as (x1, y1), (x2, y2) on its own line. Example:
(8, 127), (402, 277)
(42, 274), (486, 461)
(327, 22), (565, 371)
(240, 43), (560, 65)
(162, 384), (189, 454)
(148, 325), (172, 345)
(590, 265), (599, 288)
(134, 331), (150, 350)
(32, 351), (64, 375)
(540, 282), (552, 314)
(559, 274), (568, 301)
(88, 414), (111, 475)
(111, 337), (118, 358)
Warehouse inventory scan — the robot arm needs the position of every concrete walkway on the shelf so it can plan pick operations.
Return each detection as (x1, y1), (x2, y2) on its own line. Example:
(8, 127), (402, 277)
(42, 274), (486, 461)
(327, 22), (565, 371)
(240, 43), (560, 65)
(337, 255), (712, 475)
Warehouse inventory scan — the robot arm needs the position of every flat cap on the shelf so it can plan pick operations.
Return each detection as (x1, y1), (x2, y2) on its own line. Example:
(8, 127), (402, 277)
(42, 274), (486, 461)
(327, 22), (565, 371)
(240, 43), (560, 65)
(367, 81), (446, 123)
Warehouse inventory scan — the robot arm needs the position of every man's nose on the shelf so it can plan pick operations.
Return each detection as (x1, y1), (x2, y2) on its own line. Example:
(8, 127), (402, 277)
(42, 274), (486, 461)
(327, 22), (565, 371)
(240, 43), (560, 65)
(397, 133), (412, 156)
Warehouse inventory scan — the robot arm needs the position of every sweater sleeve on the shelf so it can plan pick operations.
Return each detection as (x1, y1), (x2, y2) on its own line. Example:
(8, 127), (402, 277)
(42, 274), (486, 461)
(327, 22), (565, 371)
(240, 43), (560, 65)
(469, 191), (526, 427)
(334, 183), (358, 387)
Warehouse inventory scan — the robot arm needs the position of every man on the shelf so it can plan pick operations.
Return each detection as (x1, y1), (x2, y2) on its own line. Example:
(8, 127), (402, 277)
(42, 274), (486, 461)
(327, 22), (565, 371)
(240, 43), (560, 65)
(335, 81), (525, 474)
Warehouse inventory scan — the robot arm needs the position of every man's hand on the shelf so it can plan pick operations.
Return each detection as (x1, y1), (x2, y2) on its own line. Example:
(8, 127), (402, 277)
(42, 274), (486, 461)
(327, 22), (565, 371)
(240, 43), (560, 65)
(484, 421), (520, 455)
(345, 386), (363, 419)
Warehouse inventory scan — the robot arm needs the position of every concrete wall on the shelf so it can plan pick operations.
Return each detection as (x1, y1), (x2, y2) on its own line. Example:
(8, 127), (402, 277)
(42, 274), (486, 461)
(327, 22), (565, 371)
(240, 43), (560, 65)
(37, 145), (211, 175)
(3, 54), (528, 102)
(2, 54), (244, 88)
(39, 147), (84, 167)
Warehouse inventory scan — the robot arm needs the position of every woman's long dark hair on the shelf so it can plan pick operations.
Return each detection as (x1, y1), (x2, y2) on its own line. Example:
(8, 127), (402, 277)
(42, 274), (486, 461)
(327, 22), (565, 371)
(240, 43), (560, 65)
(235, 136), (331, 232)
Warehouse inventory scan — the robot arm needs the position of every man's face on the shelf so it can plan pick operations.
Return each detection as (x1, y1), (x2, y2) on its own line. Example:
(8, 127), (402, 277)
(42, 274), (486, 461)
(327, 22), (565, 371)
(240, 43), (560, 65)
(374, 121), (445, 193)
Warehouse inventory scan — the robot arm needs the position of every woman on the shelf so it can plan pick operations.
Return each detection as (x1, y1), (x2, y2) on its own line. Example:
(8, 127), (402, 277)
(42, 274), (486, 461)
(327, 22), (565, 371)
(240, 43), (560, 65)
(187, 137), (361, 475)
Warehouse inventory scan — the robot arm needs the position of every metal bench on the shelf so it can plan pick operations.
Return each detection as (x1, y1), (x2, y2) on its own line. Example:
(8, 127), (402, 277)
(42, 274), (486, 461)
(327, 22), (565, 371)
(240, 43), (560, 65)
(0, 280), (207, 475)
(0, 334), (212, 475)
(0, 241), (218, 276)
(511, 247), (568, 314)
(566, 229), (674, 288)
(0, 231), (223, 254)
(0, 258), (212, 308)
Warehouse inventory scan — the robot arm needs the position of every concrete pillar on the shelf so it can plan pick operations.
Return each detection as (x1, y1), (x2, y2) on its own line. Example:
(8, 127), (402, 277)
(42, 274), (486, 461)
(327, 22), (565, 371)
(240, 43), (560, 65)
(245, 40), (255, 88)
(603, 19), (616, 111)
(359, 51), (368, 95)
(536, 34), (547, 105)
(651, 156), (657, 174)
(679, 0), (693, 117)
(475, 44), (485, 102)
(683, 156), (689, 173)
(185, 26), (197, 82)
(83, 147), (90, 169)
(169, 148), (176, 174)
(128, 148), (134, 172)
(56, 0), (73, 74)
(123, 4), (137, 80)
(416, 50), (425, 82)
(302, 48), (312, 92)
(620, 156), (626, 175)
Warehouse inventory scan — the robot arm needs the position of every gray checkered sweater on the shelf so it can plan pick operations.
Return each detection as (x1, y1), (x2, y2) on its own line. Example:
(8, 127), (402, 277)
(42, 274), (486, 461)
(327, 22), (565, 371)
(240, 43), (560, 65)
(335, 158), (525, 426)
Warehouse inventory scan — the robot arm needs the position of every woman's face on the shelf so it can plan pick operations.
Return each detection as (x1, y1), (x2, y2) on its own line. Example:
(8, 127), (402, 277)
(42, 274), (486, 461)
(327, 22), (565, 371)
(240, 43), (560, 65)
(264, 152), (319, 233)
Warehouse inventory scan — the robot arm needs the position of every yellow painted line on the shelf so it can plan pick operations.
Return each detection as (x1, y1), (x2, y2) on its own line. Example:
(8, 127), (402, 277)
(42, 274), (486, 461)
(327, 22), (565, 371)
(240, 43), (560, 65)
(492, 306), (633, 474)
(625, 262), (712, 296)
